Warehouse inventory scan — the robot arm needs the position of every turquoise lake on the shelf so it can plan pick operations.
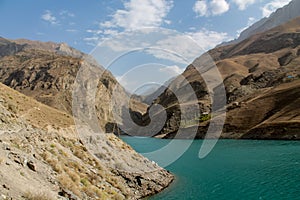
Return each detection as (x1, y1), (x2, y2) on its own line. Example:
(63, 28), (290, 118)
(121, 137), (300, 200)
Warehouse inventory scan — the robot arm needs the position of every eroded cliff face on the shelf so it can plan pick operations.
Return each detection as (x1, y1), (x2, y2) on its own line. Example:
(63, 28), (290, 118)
(0, 39), (128, 132)
(137, 17), (300, 139)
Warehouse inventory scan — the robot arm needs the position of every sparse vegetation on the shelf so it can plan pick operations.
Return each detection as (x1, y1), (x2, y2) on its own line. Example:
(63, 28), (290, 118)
(0, 40), (173, 200)
(58, 174), (82, 197)
(66, 169), (80, 183)
(8, 104), (17, 113)
(200, 114), (211, 122)
(38, 137), (128, 199)
(115, 162), (125, 170)
(80, 178), (90, 187)
(23, 191), (52, 200)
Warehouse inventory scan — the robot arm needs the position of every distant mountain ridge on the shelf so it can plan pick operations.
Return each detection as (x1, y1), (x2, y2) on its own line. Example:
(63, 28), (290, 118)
(0, 37), (89, 60)
(223, 0), (300, 46)
(0, 37), (25, 57)
(13, 38), (85, 58)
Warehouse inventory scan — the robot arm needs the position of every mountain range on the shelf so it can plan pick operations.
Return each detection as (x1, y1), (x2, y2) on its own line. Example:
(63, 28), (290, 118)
(1, 1), (300, 198)
(136, 7), (300, 139)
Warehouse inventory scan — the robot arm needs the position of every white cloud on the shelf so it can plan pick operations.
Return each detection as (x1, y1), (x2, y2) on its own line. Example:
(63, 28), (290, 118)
(159, 65), (184, 75)
(103, 29), (119, 36)
(41, 10), (58, 25)
(92, 28), (231, 67)
(100, 21), (114, 28)
(86, 29), (103, 34)
(84, 37), (100, 41)
(141, 33), (207, 64)
(231, 0), (256, 10)
(248, 17), (256, 24)
(85, 0), (173, 47)
(144, 29), (231, 64)
(210, 0), (230, 15)
(115, 64), (182, 94)
(164, 20), (172, 25)
(41, 10), (75, 26)
(188, 28), (232, 50)
(236, 17), (257, 36)
(193, 1), (208, 16)
(262, 0), (292, 17)
(193, 0), (229, 17)
(101, 0), (173, 30)
(83, 37), (100, 46)
(59, 10), (75, 18)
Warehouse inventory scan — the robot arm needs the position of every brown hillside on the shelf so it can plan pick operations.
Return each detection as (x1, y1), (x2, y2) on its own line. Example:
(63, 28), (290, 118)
(0, 40), (129, 132)
(137, 17), (300, 139)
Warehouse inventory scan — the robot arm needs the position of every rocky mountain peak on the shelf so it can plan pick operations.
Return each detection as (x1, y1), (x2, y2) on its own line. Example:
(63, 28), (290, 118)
(56, 42), (84, 58)
(224, 0), (300, 46)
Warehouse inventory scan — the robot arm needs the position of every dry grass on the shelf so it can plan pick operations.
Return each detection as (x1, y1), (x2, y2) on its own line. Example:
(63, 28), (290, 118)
(42, 153), (63, 173)
(0, 82), (131, 199)
(23, 191), (53, 200)
(65, 169), (80, 183)
(48, 159), (63, 173)
(39, 141), (124, 199)
(58, 174), (82, 198)
(0, 82), (74, 130)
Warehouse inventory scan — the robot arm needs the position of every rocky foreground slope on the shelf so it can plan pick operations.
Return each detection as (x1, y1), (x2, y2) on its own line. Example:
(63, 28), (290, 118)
(137, 16), (300, 140)
(0, 82), (173, 199)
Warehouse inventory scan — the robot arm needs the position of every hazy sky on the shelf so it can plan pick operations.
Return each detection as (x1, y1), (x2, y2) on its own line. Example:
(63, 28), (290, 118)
(0, 0), (292, 93)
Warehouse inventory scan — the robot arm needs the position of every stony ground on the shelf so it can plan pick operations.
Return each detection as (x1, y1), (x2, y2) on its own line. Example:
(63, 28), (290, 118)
(0, 83), (173, 200)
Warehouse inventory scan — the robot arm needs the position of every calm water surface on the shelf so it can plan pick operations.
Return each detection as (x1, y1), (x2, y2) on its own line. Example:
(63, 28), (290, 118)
(121, 137), (300, 200)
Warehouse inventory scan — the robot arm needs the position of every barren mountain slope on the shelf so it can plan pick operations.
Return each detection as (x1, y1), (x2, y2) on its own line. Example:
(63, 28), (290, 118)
(0, 82), (173, 199)
(139, 16), (300, 139)
(223, 80), (300, 139)
(0, 39), (128, 132)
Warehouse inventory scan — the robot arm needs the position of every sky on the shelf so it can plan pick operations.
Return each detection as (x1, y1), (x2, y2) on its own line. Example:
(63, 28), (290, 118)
(0, 0), (293, 93)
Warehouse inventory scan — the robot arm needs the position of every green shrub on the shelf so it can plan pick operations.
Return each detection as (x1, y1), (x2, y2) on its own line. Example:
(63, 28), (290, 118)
(200, 114), (211, 122)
